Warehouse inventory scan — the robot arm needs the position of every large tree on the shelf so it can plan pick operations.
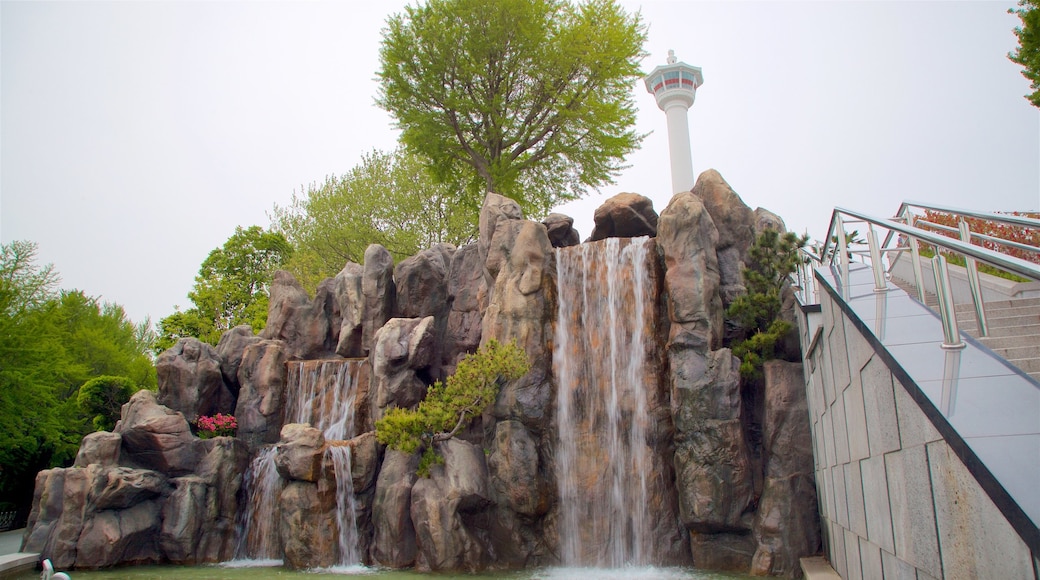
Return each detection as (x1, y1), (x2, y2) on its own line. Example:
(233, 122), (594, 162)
(156, 226), (292, 351)
(0, 241), (156, 517)
(1010, 0), (1040, 108)
(377, 0), (647, 217)
(272, 147), (478, 290)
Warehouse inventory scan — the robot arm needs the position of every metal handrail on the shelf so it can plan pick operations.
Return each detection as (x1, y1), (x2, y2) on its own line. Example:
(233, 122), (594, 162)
(811, 205), (1040, 350)
(885, 201), (1040, 262)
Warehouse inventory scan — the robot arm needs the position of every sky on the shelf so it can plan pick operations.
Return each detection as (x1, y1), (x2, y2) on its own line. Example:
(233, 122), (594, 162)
(2, 0), (1038, 327)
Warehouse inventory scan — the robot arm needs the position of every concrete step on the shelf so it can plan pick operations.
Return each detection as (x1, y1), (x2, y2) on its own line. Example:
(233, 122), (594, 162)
(955, 298), (1040, 312)
(990, 344), (1040, 361)
(954, 306), (1040, 320)
(958, 323), (1040, 339)
(979, 334), (1040, 350)
(1008, 357), (1040, 373)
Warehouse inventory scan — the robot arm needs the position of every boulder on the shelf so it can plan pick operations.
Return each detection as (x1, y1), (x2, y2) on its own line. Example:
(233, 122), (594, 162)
(444, 243), (486, 376)
(193, 436), (252, 562)
(542, 213), (580, 248)
(487, 420), (548, 516)
(335, 262), (366, 357)
(156, 338), (233, 425)
(362, 244), (397, 354)
(394, 244), (453, 379)
(161, 476), (208, 563)
(371, 317), (436, 422)
(477, 193), (523, 287)
(91, 467), (166, 510)
(371, 450), (419, 568)
(689, 531), (757, 572)
(117, 390), (199, 476)
(673, 420), (755, 532)
(215, 325), (261, 395)
(235, 339), (289, 447)
(280, 480), (337, 569)
(262, 270), (335, 359)
(750, 361), (821, 577)
(348, 432), (383, 494)
(22, 469), (66, 558)
(657, 191), (723, 352)
(74, 431), (122, 468)
(411, 439), (490, 572)
(275, 424), (325, 483)
(670, 349), (743, 433)
(589, 192), (658, 241)
(75, 499), (162, 568)
(753, 207), (787, 235)
(481, 220), (555, 429)
(691, 170), (756, 306)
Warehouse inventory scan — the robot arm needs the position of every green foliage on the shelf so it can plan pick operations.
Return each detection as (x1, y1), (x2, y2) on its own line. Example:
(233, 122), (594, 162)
(78, 376), (136, 431)
(272, 148), (476, 291)
(157, 226), (291, 352)
(376, 339), (529, 476)
(0, 241), (155, 511)
(1010, 0), (1040, 108)
(727, 230), (808, 380)
(377, 0), (647, 217)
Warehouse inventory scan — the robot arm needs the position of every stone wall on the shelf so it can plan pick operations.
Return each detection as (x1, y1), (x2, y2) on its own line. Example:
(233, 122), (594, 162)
(799, 267), (1039, 579)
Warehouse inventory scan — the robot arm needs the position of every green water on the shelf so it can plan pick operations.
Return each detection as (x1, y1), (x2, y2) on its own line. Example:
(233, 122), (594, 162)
(18, 561), (755, 579)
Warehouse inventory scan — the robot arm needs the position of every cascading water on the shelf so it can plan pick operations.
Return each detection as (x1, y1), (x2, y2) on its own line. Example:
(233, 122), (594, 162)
(237, 446), (283, 561)
(554, 236), (655, 567)
(237, 359), (366, 566)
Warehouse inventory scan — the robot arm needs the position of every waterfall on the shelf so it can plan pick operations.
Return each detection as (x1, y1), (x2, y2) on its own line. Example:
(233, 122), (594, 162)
(327, 444), (361, 565)
(554, 236), (655, 567)
(237, 446), (282, 561)
(237, 359), (366, 566)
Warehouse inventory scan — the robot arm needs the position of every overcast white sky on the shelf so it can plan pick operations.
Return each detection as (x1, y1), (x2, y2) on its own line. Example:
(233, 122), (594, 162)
(2, 0), (1038, 327)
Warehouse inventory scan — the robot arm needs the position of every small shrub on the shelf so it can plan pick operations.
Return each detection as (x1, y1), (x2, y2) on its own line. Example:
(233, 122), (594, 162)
(195, 413), (237, 439)
(376, 339), (529, 477)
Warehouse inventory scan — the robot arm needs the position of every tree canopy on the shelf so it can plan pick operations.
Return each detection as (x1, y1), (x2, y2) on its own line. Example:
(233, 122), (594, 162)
(272, 147), (478, 291)
(0, 241), (155, 515)
(156, 226), (292, 351)
(377, 0), (647, 217)
(1010, 0), (1040, 108)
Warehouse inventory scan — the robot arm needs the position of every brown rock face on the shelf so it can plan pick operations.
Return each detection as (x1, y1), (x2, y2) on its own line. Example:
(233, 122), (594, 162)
(262, 270), (339, 359)
(542, 213), (580, 248)
(691, 170), (756, 306)
(411, 439), (491, 572)
(74, 432), (122, 468)
(394, 244), (453, 378)
(371, 316), (436, 422)
(275, 424), (325, 483)
(215, 325), (261, 395)
(335, 262), (366, 357)
(362, 244), (397, 355)
(235, 339), (289, 447)
(753, 207), (787, 235)
(750, 361), (821, 578)
(657, 191), (723, 352)
(481, 220), (555, 429)
(156, 338), (233, 425)
(280, 480), (337, 569)
(117, 390), (199, 476)
(487, 420), (548, 517)
(444, 243), (486, 376)
(76, 499), (162, 568)
(371, 450), (419, 568)
(477, 193), (524, 284)
(589, 192), (659, 241)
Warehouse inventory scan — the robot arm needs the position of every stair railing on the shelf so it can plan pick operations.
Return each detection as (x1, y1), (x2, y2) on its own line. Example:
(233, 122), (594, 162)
(811, 206), (1040, 350)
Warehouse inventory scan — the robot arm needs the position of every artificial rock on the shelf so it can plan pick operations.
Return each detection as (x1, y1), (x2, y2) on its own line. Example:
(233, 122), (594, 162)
(589, 192), (659, 241)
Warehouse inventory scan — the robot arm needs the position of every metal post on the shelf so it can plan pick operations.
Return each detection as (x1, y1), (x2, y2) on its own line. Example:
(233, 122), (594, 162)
(932, 254), (965, 350)
(867, 226), (887, 292)
(836, 214), (849, 299)
(958, 219), (988, 336)
(909, 236), (926, 302)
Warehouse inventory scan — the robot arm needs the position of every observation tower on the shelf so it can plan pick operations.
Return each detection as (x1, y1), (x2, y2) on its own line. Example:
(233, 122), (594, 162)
(644, 50), (703, 194)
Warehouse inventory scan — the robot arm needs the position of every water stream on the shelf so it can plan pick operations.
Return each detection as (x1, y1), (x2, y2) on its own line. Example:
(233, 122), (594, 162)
(237, 359), (367, 565)
(554, 236), (656, 567)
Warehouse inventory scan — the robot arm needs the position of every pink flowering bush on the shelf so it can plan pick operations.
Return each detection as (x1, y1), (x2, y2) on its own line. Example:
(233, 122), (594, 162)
(195, 413), (237, 439)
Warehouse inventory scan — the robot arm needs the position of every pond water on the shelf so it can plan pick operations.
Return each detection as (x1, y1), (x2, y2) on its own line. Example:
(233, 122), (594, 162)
(16, 560), (756, 580)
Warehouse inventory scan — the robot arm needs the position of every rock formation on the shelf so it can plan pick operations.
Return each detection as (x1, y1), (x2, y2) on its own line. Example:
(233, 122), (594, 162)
(23, 170), (819, 578)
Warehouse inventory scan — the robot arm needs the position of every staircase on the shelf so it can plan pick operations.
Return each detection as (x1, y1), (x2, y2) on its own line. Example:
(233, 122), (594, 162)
(890, 275), (1040, 382)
